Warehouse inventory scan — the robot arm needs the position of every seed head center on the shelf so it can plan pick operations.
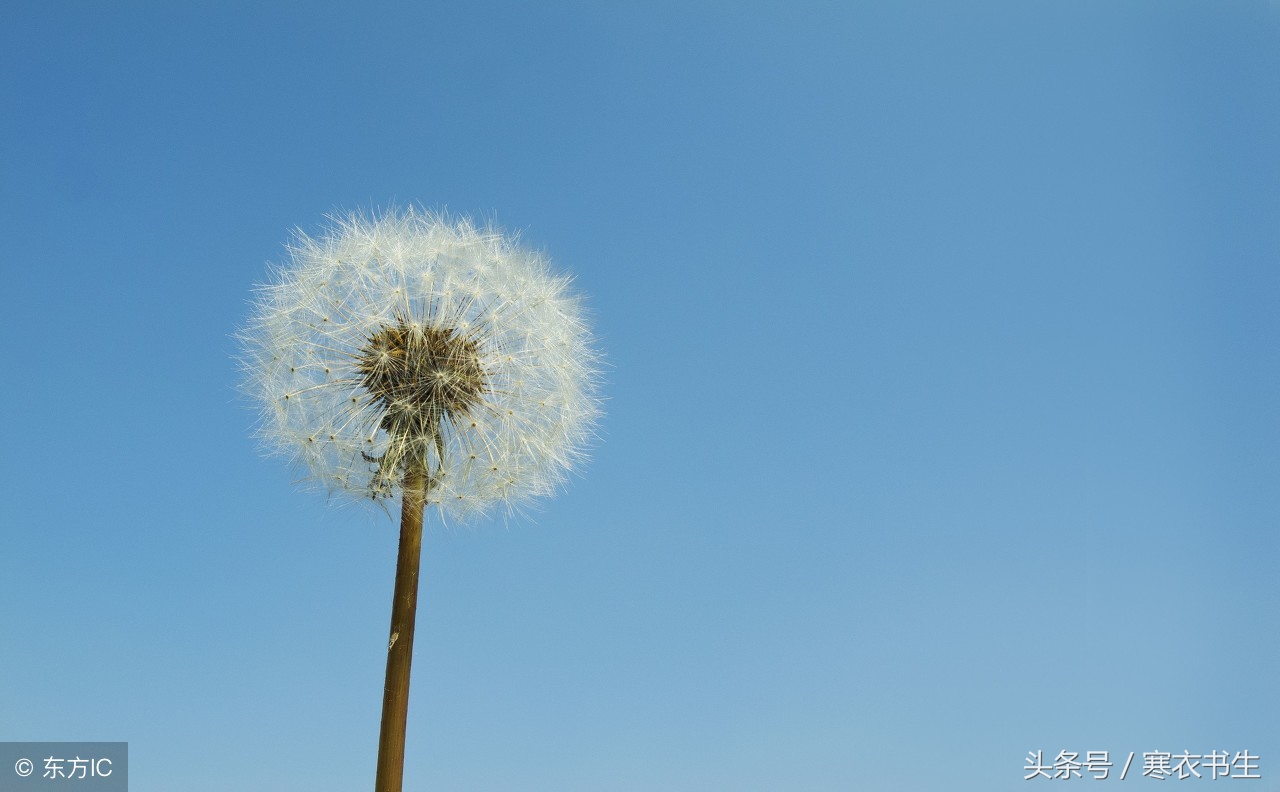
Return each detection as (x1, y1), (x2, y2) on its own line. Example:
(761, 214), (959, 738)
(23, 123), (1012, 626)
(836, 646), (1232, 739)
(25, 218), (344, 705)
(356, 321), (487, 434)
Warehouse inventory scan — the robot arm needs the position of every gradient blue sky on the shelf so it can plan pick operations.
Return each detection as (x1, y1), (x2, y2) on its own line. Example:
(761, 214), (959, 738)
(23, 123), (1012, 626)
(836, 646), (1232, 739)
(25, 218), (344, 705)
(2, 3), (1278, 790)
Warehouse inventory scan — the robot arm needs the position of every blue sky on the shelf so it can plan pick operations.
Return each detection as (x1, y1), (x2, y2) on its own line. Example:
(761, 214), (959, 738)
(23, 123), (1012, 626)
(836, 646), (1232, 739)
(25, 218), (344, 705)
(2, 2), (1277, 790)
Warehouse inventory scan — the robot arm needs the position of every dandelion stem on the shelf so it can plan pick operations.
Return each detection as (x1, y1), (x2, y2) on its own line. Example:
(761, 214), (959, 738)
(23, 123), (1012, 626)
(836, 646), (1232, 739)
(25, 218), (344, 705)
(374, 463), (428, 792)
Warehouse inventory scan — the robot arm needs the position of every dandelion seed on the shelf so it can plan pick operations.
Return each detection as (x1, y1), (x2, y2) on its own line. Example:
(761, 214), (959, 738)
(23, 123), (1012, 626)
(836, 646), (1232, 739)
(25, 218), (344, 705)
(240, 208), (600, 518)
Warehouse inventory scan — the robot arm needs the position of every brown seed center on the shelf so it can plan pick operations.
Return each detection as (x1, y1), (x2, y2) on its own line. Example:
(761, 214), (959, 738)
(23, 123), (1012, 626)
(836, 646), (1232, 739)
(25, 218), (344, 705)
(355, 320), (487, 437)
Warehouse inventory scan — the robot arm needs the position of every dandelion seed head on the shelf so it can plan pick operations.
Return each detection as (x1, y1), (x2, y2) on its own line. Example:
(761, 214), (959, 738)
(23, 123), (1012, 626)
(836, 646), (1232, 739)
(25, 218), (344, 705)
(240, 208), (601, 519)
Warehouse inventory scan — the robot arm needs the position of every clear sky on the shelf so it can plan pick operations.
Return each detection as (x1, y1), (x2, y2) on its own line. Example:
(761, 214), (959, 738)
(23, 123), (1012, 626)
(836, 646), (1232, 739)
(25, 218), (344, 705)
(2, 2), (1277, 790)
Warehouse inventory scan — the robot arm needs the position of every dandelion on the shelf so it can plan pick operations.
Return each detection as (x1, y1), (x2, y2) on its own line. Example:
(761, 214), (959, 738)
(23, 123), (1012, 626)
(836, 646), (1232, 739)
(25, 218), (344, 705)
(239, 208), (601, 792)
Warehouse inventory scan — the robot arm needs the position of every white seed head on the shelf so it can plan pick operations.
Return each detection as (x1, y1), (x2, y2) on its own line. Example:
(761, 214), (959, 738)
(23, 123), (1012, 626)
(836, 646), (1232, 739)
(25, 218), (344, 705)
(240, 209), (602, 519)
